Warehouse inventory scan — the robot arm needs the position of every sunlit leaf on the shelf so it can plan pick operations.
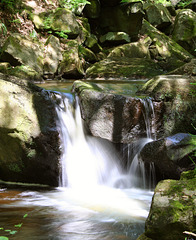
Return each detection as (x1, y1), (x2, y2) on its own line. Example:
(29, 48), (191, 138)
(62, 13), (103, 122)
(0, 237), (9, 240)
(23, 214), (28, 218)
(9, 231), (17, 235)
(14, 223), (22, 228)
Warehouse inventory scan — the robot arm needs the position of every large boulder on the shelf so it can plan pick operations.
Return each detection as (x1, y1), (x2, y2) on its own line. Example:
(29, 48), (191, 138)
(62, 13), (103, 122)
(98, 2), (144, 41)
(85, 57), (164, 80)
(172, 9), (196, 56)
(140, 133), (196, 180)
(31, 8), (80, 38)
(144, 3), (172, 31)
(58, 40), (84, 78)
(0, 34), (44, 74)
(73, 81), (162, 143)
(0, 73), (60, 186)
(139, 75), (196, 138)
(141, 20), (194, 71)
(143, 170), (196, 240)
(107, 37), (151, 59)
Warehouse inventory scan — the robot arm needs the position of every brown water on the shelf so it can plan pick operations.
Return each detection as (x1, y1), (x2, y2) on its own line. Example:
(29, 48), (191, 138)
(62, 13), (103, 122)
(0, 185), (153, 240)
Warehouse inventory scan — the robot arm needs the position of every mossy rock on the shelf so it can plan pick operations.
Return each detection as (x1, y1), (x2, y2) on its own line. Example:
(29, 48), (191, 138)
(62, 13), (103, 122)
(145, 170), (196, 240)
(141, 19), (194, 71)
(0, 34), (44, 74)
(8, 65), (42, 82)
(86, 57), (164, 80)
(58, 40), (84, 78)
(172, 9), (196, 56)
(139, 75), (196, 137)
(31, 8), (80, 38)
(0, 73), (60, 186)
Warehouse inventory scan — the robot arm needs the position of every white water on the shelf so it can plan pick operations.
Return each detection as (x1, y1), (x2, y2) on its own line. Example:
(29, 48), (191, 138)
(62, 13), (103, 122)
(52, 92), (155, 219)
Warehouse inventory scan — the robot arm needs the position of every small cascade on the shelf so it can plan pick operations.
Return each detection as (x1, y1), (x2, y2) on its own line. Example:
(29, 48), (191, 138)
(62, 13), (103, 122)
(123, 97), (157, 189)
(51, 91), (156, 190)
(53, 92), (125, 189)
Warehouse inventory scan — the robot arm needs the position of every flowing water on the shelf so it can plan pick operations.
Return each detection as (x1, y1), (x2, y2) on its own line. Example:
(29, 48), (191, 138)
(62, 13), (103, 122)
(0, 81), (155, 240)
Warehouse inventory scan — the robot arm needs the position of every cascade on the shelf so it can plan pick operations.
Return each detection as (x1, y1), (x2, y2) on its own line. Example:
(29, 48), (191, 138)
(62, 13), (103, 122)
(52, 91), (156, 189)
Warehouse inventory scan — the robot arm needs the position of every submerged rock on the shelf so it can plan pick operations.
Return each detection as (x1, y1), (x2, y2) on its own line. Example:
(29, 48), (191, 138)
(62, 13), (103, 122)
(0, 73), (60, 186)
(144, 170), (196, 240)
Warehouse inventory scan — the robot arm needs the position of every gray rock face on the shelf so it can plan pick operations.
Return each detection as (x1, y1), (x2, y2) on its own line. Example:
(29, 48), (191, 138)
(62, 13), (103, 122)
(0, 73), (60, 186)
(144, 170), (196, 240)
(73, 81), (162, 143)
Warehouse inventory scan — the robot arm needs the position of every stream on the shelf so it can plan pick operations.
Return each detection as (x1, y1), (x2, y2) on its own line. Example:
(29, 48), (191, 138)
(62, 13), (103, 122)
(0, 80), (154, 240)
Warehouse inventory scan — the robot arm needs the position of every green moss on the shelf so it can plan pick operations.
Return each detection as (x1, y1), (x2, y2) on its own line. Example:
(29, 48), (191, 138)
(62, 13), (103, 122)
(8, 163), (22, 173)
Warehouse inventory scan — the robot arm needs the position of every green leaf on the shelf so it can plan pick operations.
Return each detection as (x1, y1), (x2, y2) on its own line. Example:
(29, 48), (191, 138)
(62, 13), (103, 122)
(0, 237), (9, 240)
(4, 230), (11, 232)
(14, 223), (22, 228)
(23, 214), (28, 218)
(9, 231), (17, 235)
(0, 228), (4, 230)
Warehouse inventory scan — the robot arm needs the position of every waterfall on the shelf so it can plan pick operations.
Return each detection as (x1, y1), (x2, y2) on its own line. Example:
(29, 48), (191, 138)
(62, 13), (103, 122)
(52, 91), (156, 189)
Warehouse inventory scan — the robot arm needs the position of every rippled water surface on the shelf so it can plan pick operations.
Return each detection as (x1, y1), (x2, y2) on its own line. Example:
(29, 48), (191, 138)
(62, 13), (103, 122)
(0, 186), (153, 240)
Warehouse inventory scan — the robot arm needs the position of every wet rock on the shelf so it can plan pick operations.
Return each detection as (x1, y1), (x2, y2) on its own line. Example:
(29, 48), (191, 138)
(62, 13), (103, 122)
(139, 75), (196, 138)
(0, 73), (60, 186)
(140, 133), (196, 180)
(73, 81), (157, 143)
(145, 170), (196, 240)
(172, 9), (196, 56)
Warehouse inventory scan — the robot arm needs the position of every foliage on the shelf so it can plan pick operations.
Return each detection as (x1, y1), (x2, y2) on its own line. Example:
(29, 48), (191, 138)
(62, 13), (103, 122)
(0, 0), (22, 12)
(0, 22), (7, 36)
(0, 214), (28, 239)
(177, 0), (192, 8)
(59, 0), (90, 11)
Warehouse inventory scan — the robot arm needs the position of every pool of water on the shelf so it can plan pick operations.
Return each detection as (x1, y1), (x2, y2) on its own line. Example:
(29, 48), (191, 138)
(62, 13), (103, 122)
(0, 184), (153, 240)
(37, 79), (147, 97)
